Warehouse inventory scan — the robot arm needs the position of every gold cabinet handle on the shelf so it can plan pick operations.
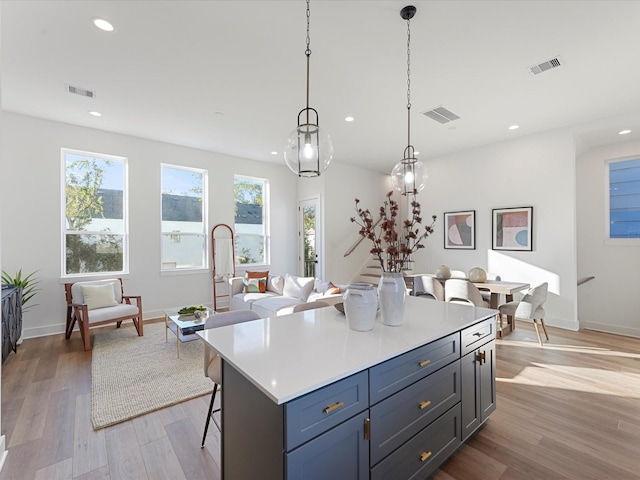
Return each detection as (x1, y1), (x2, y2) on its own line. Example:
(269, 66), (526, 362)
(418, 359), (431, 367)
(419, 400), (432, 410)
(478, 351), (486, 365)
(473, 332), (483, 337)
(420, 451), (432, 462)
(364, 418), (371, 440)
(324, 401), (345, 414)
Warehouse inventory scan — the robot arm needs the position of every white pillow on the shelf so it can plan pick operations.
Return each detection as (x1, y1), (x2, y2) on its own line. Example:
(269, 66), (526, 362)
(267, 275), (285, 295)
(283, 274), (315, 302)
(81, 284), (118, 310)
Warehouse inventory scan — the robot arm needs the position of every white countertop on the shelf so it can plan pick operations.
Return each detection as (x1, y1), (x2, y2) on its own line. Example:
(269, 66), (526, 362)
(198, 296), (497, 405)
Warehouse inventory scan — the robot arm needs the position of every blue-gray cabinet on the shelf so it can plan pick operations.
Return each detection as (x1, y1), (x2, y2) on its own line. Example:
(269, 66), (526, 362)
(220, 316), (496, 480)
(1, 286), (22, 363)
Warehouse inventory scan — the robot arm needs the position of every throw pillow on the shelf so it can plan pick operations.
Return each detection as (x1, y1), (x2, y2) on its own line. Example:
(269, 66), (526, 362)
(243, 271), (269, 293)
(324, 285), (341, 296)
(245, 278), (266, 293)
(267, 275), (285, 295)
(81, 284), (118, 310)
(283, 274), (315, 302)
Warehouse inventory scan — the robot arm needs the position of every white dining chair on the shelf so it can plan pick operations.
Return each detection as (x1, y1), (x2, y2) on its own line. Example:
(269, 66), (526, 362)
(498, 283), (549, 346)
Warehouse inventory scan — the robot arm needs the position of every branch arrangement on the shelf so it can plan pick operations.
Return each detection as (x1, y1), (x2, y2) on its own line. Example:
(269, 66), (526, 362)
(351, 191), (436, 273)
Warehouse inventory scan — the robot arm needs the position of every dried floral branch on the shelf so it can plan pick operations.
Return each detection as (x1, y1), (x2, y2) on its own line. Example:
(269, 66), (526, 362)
(351, 191), (436, 272)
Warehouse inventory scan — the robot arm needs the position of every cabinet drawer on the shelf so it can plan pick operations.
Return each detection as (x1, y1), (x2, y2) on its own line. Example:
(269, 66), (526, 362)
(371, 404), (461, 480)
(369, 360), (460, 466)
(285, 371), (368, 450)
(286, 410), (369, 480)
(369, 333), (459, 404)
(461, 318), (495, 356)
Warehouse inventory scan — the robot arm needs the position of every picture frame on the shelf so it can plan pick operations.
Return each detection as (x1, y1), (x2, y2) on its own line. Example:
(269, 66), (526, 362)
(444, 210), (476, 249)
(492, 206), (533, 251)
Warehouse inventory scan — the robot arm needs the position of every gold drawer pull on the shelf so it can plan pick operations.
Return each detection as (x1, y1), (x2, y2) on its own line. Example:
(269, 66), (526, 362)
(420, 451), (432, 462)
(324, 401), (344, 414)
(418, 359), (431, 367)
(419, 400), (432, 410)
(473, 332), (484, 337)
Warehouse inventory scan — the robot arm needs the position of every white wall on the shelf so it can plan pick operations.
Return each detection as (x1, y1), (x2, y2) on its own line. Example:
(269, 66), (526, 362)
(0, 112), (385, 338)
(414, 129), (579, 330)
(0, 113), (302, 337)
(577, 140), (640, 337)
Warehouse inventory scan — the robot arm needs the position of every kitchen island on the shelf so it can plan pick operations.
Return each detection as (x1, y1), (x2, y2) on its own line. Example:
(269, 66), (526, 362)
(198, 295), (497, 480)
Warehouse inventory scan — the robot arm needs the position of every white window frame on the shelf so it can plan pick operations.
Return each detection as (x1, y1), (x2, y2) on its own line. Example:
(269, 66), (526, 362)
(61, 148), (129, 278)
(160, 164), (209, 273)
(604, 155), (640, 246)
(234, 174), (270, 267)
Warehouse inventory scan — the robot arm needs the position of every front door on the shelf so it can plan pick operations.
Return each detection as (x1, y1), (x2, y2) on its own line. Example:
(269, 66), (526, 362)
(299, 196), (323, 279)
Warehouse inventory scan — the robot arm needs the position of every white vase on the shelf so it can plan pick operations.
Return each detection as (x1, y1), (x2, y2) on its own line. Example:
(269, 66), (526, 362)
(378, 272), (406, 327)
(343, 283), (378, 331)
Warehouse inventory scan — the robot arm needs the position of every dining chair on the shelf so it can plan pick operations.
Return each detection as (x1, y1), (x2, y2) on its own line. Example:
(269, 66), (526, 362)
(201, 309), (261, 447)
(450, 269), (467, 279)
(498, 282), (549, 345)
(64, 278), (143, 351)
(444, 279), (489, 307)
(413, 275), (445, 301)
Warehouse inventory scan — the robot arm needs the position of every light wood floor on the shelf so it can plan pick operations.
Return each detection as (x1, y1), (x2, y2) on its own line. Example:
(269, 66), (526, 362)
(1, 321), (640, 480)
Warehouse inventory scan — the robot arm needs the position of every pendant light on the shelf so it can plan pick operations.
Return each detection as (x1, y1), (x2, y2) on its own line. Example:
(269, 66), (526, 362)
(390, 5), (427, 195)
(284, 0), (333, 177)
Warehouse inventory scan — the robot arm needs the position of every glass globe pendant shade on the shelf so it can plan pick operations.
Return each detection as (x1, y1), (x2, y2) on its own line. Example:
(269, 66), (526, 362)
(391, 155), (428, 195)
(284, 114), (333, 177)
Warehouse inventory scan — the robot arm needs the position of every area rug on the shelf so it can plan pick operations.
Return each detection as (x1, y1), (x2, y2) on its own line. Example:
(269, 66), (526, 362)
(91, 321), (212, 430)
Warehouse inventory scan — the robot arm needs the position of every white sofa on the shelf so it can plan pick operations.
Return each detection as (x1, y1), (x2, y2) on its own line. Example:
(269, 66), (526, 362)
(228, 273), (343, 318)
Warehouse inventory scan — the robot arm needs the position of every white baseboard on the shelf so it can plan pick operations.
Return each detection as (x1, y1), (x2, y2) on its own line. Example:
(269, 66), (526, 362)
(581, 321), (640, 339)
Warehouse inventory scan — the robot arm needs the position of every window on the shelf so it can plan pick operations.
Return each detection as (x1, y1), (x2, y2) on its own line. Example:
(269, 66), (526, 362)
(161, 165), (208, 270)
(234, 175), (269, 265)
(609, 158), (640, 239)
(62, 149), (128, 276)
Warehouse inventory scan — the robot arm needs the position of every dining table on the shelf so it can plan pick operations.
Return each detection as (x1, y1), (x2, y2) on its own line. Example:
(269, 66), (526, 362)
(406, 274), (530, 337)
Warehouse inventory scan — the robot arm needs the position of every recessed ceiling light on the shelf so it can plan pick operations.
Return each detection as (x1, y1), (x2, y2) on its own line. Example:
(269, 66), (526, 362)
(271, 151), (278, 155)
(92, 17), (114, 32)
(88, 111), (102, 117)
(508, 125), (519, 130)
(619, 129), (632, 135)
(344, 116), (355, 122)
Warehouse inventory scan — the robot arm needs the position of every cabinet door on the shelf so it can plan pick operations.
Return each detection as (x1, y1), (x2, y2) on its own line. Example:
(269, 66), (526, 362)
(286, 410), (369, 480)
(461, 339), (495, 440)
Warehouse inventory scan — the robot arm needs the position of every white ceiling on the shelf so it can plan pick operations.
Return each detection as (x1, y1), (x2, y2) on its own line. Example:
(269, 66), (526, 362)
(3, 0), (640, 174)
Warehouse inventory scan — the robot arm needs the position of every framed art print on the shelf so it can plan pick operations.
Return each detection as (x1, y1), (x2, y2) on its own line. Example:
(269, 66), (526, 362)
(444, 210), (475, 249)
(492, 206), (533, 251)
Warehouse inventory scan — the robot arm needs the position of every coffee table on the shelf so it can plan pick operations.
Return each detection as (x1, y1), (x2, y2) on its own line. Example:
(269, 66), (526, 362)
(164, 306), (215, 358)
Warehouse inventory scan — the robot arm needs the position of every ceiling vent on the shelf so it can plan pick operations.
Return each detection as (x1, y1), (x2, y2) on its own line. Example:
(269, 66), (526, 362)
(421, 106), (460, 124)
(66, 84), (95, 98)
(529, 56), (563, 75)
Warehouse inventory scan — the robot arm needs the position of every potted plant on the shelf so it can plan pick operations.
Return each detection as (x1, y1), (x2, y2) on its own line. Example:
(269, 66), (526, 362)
(1, 269), (41, 313)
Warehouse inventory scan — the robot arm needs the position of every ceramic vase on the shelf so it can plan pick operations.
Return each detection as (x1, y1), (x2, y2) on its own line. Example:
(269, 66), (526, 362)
(378, 272), (406, 327)
(343, 283), (378, 331)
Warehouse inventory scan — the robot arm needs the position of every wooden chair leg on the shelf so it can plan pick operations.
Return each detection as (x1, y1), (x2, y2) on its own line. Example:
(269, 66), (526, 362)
(532, 320), (543, 346)
(540, 318), (549, 340)
(82, 319), (91, 351)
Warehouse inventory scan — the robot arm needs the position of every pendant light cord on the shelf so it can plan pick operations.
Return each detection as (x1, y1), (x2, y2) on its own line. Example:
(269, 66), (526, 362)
(305, 0), (311, 126)
(406, 15), (412, 148)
